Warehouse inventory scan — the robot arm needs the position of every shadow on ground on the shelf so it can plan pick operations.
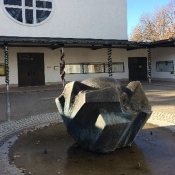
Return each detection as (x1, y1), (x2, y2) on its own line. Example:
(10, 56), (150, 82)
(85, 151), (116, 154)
(9, 123), (175, 175)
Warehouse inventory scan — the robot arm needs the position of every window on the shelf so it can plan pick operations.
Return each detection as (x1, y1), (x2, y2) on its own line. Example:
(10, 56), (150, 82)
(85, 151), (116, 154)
(25, 9), (33, 24)
(63, 62), (124, 74)
(36, 10), (51, 23)
(156, 61), (174, 72)
(0, 64), (5, 76)
(25, 0), (32, 7)
(5, 8), (22, 22)
(83, 63), (104, 73)
(2, 0), (53, 25)
(36, 1), (52, 8)
(104, 62), (124, 73)
(65, 64), (83, 74)
(4, 0), (21, 6)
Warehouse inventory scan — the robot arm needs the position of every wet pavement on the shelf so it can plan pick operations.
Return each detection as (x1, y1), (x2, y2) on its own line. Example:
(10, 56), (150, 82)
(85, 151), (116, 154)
(8, 123), (175, 175)
(0, 80), (175, 175)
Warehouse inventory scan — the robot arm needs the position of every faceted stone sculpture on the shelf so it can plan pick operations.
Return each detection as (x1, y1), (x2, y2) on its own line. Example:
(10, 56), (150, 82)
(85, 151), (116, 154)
(55, 77), (152, 153)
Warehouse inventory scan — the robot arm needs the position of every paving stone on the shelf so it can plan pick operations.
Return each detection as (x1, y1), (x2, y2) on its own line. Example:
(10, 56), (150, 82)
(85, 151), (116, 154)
(0, 82), (175, 175)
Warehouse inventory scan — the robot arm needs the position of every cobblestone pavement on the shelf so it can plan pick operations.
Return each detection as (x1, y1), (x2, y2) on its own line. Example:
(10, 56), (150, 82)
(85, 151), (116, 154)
(0, 112), (62, 147)
(143, 83), (175, 132)
(0, 112), (62, 175)
(0, 81), (175, 175)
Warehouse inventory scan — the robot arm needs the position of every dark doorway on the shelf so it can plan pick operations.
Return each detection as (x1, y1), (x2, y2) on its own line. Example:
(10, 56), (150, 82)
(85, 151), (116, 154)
(128, 57), (147, 81)
(18, 53), (45, 87)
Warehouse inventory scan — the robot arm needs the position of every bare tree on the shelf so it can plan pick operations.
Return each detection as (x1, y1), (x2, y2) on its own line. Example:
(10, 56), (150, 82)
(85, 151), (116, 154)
(130, 0), (175, 41)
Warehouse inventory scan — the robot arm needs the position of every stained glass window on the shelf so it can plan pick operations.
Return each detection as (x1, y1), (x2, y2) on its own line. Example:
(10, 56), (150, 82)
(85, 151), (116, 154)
(4, 0), (21, 6)
(5, 8), (22, 22)
(3, 0), (53, 25)
(36, 10), (51, 23)
(36, 1), (52, 9)
(25, 9), (33, 24)
(25, 0), (33, 7)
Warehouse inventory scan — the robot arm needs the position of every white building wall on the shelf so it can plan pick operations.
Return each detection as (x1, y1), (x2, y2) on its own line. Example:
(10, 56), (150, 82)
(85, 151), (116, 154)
(0, 47), (148, 86)
(0, 48), (175, 85)
(152, 48), (175, 80)
(3, 47), (175, 86)
(0, 47), (61, 85)
(61, 48), (127, 82)
(0, 0), (127, 40)
(59, 48), (148, 82)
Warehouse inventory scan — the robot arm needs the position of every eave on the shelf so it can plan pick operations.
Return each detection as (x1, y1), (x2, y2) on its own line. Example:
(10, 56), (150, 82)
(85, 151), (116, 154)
(0, 36), (150, 50)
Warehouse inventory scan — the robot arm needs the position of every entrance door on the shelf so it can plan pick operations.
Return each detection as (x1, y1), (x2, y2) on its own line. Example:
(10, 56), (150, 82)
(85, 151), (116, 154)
(18, 53), (45, 87)
(128, 57), (147, 81)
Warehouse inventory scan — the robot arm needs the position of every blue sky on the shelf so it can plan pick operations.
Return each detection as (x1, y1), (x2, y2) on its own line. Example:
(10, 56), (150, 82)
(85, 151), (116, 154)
(127, 0), (171, 37)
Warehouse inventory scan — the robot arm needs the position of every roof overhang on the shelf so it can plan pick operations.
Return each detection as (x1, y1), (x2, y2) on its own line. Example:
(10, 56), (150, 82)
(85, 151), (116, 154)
(1, 36), (175, 50)
(149, 38), (175, 48)
(0, 36), (150, 50)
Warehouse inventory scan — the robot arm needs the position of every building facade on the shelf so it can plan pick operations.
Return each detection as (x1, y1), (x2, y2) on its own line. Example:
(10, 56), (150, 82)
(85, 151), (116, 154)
(0, 0), (127, 39)
(0, 0), (174, 87)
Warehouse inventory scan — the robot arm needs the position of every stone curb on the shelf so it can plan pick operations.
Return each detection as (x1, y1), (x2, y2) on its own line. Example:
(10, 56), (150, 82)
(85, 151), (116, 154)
(0, 112), (62, 147)
(0, 111), (175, 148)
(150, 83), (175, 87)
(147, 111), (175, 133)
(0, 81), (175, 94)
(147, 119), (175, 133)
(0, 135), (23, 175)
(150, 111), (175, 124)
(0, 87), (63, 94)
(0, 112), (63, 175)
(0, 111), (175, 175)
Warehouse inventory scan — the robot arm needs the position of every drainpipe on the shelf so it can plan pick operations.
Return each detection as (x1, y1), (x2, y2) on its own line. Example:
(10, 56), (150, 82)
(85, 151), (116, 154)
(4, 44), (11, 121)
(108, 47), (113, 77)
(147, 48), (152, 83)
